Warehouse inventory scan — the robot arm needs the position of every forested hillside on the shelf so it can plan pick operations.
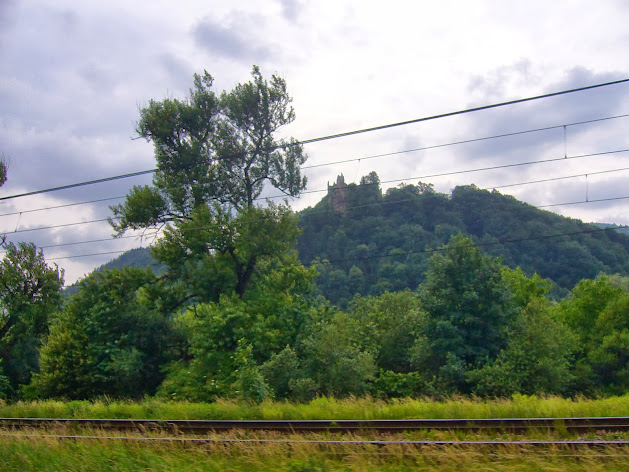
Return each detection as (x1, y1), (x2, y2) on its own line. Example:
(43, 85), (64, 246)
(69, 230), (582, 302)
(298, 173), (629, 305)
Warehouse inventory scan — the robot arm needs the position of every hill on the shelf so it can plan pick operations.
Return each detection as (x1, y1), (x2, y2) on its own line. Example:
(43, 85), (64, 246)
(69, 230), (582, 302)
(95, 247), (162, 273)
(297, 174), (629, 305)
(64, 247), (162, 295)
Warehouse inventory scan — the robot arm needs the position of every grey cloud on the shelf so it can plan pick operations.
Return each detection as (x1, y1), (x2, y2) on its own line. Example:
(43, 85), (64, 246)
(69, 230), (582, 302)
(468, 60), (536, 103)
(192, 15), (274, 62)
(458, 67), (629, 166)
(279, 0), (301, 22)
(158, 54), (195, 90)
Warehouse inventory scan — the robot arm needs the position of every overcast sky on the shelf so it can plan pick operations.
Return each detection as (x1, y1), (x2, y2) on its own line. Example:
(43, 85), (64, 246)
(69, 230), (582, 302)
(1, 0), (629, 284)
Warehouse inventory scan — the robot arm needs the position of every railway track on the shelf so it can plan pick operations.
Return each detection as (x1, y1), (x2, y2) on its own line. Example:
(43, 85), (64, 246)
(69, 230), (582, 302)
(2, 416), (629, 434)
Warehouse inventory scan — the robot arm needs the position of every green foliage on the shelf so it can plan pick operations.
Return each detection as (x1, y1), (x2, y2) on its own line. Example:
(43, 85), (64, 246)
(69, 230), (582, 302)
(556, 274), (629, 394)
(348, 291), (425, 373)
(467, 299), (576, 396)
(260, 346), (303, 399)
(297, 174), (629, 305)
(0, 154), (6, 187)
(413, 234), (514, 392)
(0, 242), (63, 396)
(217, 65), (307, 210)
(369, 370), (425, 398)
(152, 202), (302, 302)
(110, 67), (309, 319)
(299, 311), (376, 398)
(231, 340), (273, 403)
(30, 268), (173, 399)
(158, 258), (318, 402)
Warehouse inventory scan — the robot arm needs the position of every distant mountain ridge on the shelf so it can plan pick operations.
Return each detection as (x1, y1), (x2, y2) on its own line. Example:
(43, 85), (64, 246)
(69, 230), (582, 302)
(65, 247), (162, 295)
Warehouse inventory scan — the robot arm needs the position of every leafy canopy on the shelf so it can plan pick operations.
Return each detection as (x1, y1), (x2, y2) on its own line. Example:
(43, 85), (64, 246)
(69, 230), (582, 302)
(111, 66), (307, 234)
(0, 242), (63, 394)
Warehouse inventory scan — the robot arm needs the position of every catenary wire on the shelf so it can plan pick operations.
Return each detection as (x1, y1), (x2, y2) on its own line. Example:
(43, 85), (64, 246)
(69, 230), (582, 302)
(0, 196), (125, 217)
(2, 217), (115, 235)
(489, 167), (629, 190)
(0, 233), (157, 256)
(1, 79), (628, 203)
(4, 155), (629, 238)
(2, 112), (628, 218)
(268, 147), (629, 200)
(301, 113), (629, 170)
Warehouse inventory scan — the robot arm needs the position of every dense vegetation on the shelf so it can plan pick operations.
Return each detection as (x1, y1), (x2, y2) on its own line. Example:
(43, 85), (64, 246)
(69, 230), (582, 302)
(2, 67), (629, 404)
(298, 173), (629, 305)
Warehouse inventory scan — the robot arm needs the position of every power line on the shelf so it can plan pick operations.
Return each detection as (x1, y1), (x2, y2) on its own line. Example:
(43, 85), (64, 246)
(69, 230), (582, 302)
(5, 112), (628, 218)
(0, 232), (156, 256)
(489, 166), (629, 190)
(539, 195), (629, 208)
(3, 147), (629, 237)
(0, 170), (154, 202)
(32, 190), (629, 264)
(302, 113), (629, 170)
(296, 78), (629, 145)
(0, 196), (125, 217)
(1, 217), (114, 235)
(270, 147), (629, 200)
(1, 79), (628, 203)
(47, 250), (133, 261)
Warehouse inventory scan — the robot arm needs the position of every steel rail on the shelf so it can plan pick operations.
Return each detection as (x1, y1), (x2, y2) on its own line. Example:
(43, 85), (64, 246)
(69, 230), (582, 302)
(3, 433), (629, 448)
(2, 417), (629, 434)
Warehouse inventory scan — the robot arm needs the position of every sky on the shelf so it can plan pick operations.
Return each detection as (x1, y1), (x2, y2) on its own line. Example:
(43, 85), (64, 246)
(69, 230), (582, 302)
(1, 0), (629, 284)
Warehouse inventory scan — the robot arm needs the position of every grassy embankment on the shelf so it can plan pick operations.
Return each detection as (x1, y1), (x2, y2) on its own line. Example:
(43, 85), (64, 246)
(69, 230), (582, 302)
(1, 394), (629, 420)
(2, 435), (629, 472)
(3, 395), (629, 471)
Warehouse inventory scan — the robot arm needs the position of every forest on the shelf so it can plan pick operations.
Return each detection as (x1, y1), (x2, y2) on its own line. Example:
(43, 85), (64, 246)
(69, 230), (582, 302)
(2, 67), (629, 403)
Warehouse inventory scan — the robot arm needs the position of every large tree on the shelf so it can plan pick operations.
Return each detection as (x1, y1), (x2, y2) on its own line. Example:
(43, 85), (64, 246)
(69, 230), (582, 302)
(412, 234), (514, 392)
(110, 66), (308, 303)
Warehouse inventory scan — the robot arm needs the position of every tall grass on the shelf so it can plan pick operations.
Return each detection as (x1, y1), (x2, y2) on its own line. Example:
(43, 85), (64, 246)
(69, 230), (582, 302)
(1, 394), (629, 420)
(2, 435), (629, 471)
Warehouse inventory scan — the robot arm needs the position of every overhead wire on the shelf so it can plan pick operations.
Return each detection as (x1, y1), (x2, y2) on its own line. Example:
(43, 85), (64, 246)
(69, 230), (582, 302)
(0, 232), (156, 254)
(269, 147), (629, 200)
(2, 217), (115, 235)
(3, 150), (629, 239)
(2, 112), (628, 218)
(28, 189), (629, 265)
(0, 196), (125, 217)
(301, 113), (629, 170)
(47, 250), (142, 262)
(1, 78), (628, 203)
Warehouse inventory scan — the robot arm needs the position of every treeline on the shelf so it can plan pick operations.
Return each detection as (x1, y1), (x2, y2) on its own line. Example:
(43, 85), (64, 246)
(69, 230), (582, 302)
(298, 173), (629, 306)
(2, 234), (629, 401)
